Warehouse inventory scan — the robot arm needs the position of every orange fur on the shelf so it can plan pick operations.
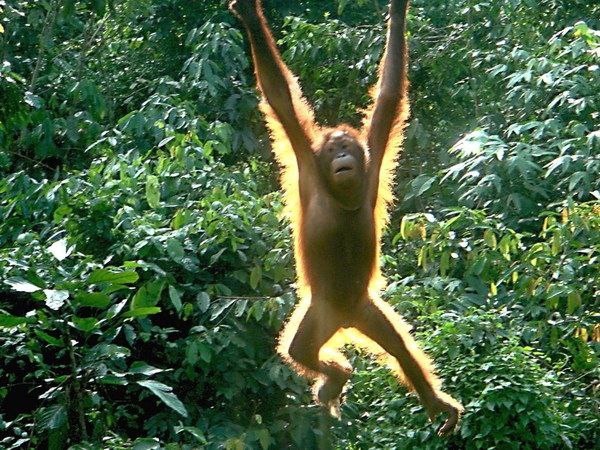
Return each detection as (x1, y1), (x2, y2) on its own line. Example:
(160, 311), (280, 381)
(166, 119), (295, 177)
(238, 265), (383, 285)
(262, 65), (436, 393)
(234, 0), (463, 433)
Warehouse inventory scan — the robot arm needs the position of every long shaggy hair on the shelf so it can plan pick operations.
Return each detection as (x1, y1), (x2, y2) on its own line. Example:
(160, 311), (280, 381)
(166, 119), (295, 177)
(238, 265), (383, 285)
(256, 52), (445, 394)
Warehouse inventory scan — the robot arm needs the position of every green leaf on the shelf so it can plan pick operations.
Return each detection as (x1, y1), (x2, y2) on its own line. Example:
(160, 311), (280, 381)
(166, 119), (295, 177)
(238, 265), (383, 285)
(34, 329), (63, 346)
(415, 175), (436, 195)
(234, 299), (248, 317)
(440, 251), (450, 277)
(169, 285), (183, 312)
(197, 342), (212, 363)
(483, 229), (497, 249)
(400, 216), (409, 239)
(24, 91), (43, 109)
(197, 292), (210, 312)
(0, 314), (29, 328)
(251, 301), (265, 321)
(92, 0), (106, 14)
(568, 172), (587, 191)
(37, 405), (67, 430)
(166, 238), (185, 263)
(137, 380), (188, 417)
(103, 284), (129, 295)
(250, 265), (262, 290)
(129, 361), (164, 376)
(132, 438), (160, 450)
(567, 291), (581, 314)
(122, 307), (161, 318)
(211, 298), (235, 320)
(44, 289), (69, 310)
(171, 209), (189, 230)
(551, 231), (561, 256)
(5, 277), (42, 293)
(470, 257), (488, 276)
(107, 298), (128, 319)
(75, 292), (111, 308)
(256, 429), (273, 450)
(418, 246), (427, 269)
(99, 374), (128, 385)
(175, 426), (207, 444)
(72, 317), (99, 333)
(499, 235), (511, 260)
(158, 136), (175, 148)
(186, 341), (198, 365)
(132, 280), (165, 308)
(146, 175), (160, 208)
(406, 174), (436, 200)
(89, 269), (139, 284)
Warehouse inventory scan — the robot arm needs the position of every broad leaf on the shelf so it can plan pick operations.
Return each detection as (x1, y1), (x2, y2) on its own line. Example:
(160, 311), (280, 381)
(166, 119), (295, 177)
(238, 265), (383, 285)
(166, 238), (185, 263)
(132, 280), (165, 308)
(5, 277), (42, 293)
(123, 307), (161, 318)
(250, 265), (262, 290)
(146, 175), (161, 208)
(44, 289), (69, 310)
(72, 317), (99, 332)
(129, 361), (164, 376)
(169, 285), (183, 312)
(137, 380), (188, 417)
(197, 292), (210, 312)
(47, 238), (73, 261)
(37, 405), (67, 430)
(89, 269), (139, 285)
(0, 314), (29, 328)
(75, 292), (111, 308)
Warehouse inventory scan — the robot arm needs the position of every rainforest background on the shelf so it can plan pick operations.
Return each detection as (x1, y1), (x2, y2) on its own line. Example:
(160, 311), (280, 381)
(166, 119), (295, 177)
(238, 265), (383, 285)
(0, 0), (598, 448)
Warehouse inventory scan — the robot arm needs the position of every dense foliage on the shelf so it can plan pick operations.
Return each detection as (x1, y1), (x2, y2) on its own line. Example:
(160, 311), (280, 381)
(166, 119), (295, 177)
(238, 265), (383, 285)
(1, 0), (598, 449)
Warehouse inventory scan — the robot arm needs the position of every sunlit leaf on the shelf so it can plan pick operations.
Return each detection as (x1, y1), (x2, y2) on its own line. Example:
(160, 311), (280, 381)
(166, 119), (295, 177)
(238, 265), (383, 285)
(47, 238), (73, 261)
(158, 136), (175, 148)
(210, 298), (235, 320)
(122, 307), (161, 318)
(132, 280), (165, 309)
(137, 380), (188, 417)
(44, 289), (69, 310)
(89, 269), (139, 284)
(5, 277), (42, 292)
(400, 216), (409, 239)
(0, 314), (29, 328)
(146, 175), (160, 208)
(483, 229), (497, 249)
(567, 291), (581, 314)
(24, 91), (43, 109)
(440, 251), (450, 277)
(72, 317), (99, 332)
(129, 361), (164, 376)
